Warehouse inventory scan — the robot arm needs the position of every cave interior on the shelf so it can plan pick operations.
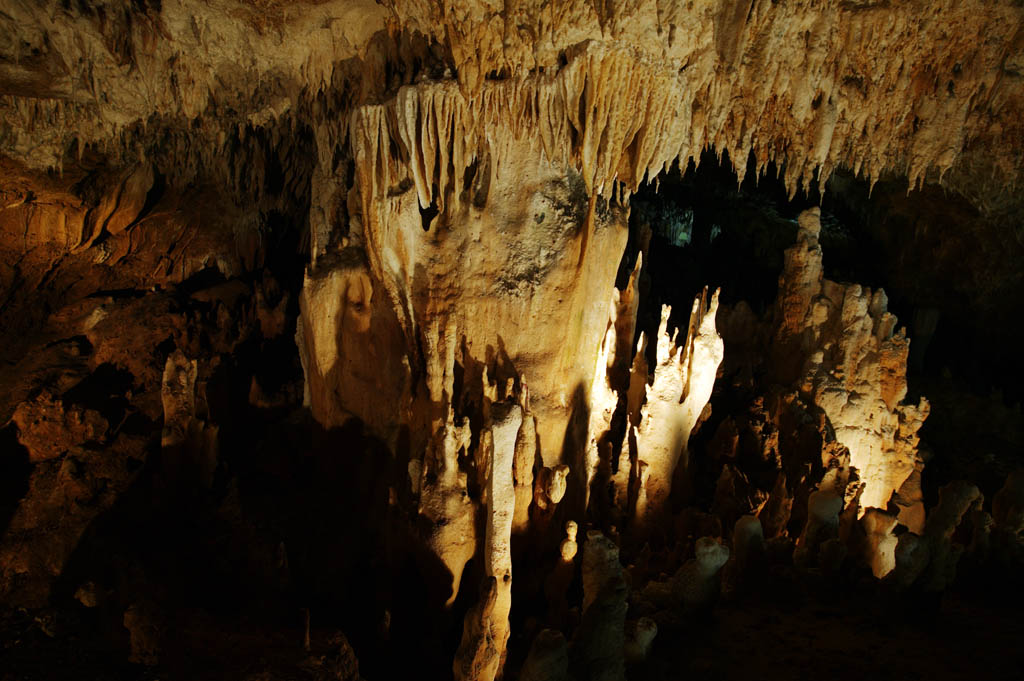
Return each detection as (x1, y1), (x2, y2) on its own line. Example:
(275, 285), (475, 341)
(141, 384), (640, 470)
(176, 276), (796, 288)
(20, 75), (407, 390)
(1, 2), (1024, 680)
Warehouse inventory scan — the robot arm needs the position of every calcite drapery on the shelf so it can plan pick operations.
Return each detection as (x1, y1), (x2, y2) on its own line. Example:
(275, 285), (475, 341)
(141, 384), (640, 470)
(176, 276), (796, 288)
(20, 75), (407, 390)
(4, 1), (1023, 212)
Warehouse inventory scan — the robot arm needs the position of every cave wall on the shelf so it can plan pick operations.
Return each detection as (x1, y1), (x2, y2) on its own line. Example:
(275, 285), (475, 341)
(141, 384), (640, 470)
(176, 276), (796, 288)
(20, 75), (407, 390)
(2, 1), (1024, 679)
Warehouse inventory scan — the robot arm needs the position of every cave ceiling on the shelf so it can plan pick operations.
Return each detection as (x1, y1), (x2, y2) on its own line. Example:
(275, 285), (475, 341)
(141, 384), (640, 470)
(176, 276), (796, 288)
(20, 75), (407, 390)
(1, 0), (1022, 209)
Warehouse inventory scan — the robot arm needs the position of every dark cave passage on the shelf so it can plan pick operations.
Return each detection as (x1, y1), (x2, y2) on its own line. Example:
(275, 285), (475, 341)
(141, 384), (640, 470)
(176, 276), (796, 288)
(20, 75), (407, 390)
(623, 149), (1024, 508)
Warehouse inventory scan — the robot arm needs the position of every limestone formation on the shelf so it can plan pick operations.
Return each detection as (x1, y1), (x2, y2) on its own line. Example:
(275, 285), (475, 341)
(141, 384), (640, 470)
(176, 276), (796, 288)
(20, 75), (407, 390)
(454, 577), (504, 681)
(4, 2), (1023, 206)
(860, 508), (900, 579)
(582, 531), (624, 615)
(11, 392), (107, 463)
(483, 402), (521, 665)
(512, 411), (538, 534)
(726, 515), (766, 589)
(671, 537), (731, 613)
(571, 573), (628, 681)
(416, 411), (476, 606)
(993, 470), (1024, 537)
(774, 208), (929, 512)
(888, 533), (931, 591)
(1, 1), (1024, 678)
(545, 521), (579, 628)
(630, 289), (724, 533)
(623, 617), (658, 664)
(520, 629), (569, 681)
(793, 490), (844, 569)
(921, 481), (983, 591)
(161, 350), (218, 490)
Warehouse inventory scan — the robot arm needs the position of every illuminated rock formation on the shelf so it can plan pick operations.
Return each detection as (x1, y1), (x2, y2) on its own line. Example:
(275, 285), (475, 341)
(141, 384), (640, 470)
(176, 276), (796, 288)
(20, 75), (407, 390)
(1, 1), (1024, 678)
(300, 129), (630, 473)
(453, 577), (504, 681)
(860, 508), (900, 578)
(793, 489), (843, 569)
(774, 208), (929, 512)
(416, 411), (476, 606)
(4, 2), (1022, 207)
(483, 402), (520, 665)
(630, 289), (724, 533)
(161, 350), (218, 490)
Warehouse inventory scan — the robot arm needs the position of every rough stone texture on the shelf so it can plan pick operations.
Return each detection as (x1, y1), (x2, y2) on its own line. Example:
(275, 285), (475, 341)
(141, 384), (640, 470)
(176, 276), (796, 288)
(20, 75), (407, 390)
(774, 208), (929, 512)
(1, 2), (1023, 679)
(520, 629), (569, 681)
(630, 290), (724, 534)
(3, 1), (1022, 206)
(416, 411), (476, 606)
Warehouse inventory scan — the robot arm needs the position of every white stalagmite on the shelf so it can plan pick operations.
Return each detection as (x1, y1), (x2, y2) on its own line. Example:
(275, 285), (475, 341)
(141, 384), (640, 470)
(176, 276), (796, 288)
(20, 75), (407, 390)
(512, 411), (538, 534)
(584, 324), (620, 512)
(484, 402), (522, 675)
(631, 289), (724, 532)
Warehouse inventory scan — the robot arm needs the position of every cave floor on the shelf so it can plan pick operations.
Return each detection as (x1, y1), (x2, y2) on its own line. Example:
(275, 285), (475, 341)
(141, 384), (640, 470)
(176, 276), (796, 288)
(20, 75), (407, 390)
(639, 584), (1022, 681)
(3, 579), (1021, 681)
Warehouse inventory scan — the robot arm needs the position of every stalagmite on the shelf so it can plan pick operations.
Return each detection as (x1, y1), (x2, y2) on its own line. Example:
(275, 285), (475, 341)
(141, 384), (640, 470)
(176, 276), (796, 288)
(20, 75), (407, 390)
(545, 521), (579, 626)
(573, 532), (627, 681)
(455, 401), (521, 680)
(585, 325), (623, 513)
(417, 411), (476, 606)
(888, 533), (931, 590)
(623, 617), (658, 664)
(454, 578), (504, 681)
(533, 465), (570, 512)
(582, 531), (623, 614)
(774, 208), (929, 513)
(520, 629), (569, 681)
(672, 537), (731, 612)
(584, 254), (644, 515)
(794, 490), (844, 569)
(728, 515), (766, 587)
(512, 411), (537, 534)
(861, 508), (900, 578)
(161, 350), (217, 490)
(161, 350), (198, 450)
(921, 481), (983, 591)
(631, 289), (724, 533)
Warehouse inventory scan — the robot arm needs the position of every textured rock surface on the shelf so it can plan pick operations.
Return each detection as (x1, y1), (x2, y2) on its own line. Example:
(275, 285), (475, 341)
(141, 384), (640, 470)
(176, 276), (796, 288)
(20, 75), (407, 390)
(3, 1), (1023, 206)
(631, 290), (724, 533)
(774, 208), (929, 512)
(2, 2), (1023, 679)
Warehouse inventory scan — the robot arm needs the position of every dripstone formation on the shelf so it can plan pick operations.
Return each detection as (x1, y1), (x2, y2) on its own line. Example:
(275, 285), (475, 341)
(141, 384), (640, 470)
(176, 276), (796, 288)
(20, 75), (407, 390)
(2, 2), (1023, 680)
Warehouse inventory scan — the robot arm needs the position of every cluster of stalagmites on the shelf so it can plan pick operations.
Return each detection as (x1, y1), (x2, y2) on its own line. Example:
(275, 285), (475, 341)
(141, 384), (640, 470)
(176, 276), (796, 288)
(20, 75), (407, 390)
(296, 189), (1024, 679)
(3, 3), (1024, 675)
